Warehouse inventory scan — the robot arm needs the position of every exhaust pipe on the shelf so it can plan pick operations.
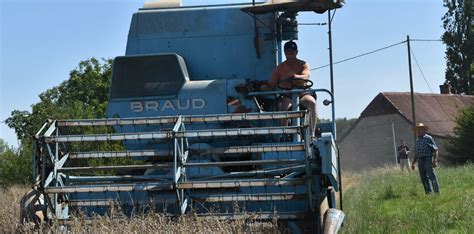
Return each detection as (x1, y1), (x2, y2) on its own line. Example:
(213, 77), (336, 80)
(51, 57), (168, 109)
(323, 208), (345, 234)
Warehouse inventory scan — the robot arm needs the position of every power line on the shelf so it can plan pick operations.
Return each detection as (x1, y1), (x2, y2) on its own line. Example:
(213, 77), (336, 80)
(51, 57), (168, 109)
(409, 47), (452, 119)
(311, 40), (406, 70)
(410, 39), (443, 42)
(330, 8), (337, 23)
(312, 39), (442, 71)
(410, 48), (434, 93)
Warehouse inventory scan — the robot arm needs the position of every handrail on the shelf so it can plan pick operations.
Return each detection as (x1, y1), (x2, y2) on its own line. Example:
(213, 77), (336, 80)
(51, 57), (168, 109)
(248, 88), (336, 140)
(56, 111), (306, 126)
(43, 126), (303, 143)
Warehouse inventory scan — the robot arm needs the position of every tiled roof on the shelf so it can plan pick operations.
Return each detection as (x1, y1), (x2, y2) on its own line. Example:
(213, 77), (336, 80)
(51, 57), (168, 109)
(360, 92), (474, 137)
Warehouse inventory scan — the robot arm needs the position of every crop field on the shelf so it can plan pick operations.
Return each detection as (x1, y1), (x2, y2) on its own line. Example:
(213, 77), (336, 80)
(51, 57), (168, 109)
(0, 186), (280, 232)
(2, 164), (472, 232)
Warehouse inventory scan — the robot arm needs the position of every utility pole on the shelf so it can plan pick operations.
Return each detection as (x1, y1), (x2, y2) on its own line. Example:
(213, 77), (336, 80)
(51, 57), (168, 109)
(328, 9), (342, 214)
(407, 35), (417, 145)
(328, 10), (334, 95)
(391, 121), (398, 164)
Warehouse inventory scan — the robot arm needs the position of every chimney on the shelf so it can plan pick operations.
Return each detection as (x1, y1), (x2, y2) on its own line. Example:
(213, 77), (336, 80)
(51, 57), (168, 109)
(439, 84), (452, 94)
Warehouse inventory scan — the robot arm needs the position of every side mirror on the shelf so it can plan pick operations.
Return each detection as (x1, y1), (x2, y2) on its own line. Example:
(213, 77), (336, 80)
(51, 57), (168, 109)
(323, 99), (332, 106)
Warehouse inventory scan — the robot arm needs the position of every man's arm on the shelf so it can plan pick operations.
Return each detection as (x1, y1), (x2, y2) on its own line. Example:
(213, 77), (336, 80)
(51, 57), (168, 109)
(411, 156), (418, 170)
(261, 69), (280, 91)
(294, 63), (310, 80)
(432, 148), (439, 167)
(411, 146), (418, 170)
(428, 136), (438, 150)
(429, 136), (439, 167)
(291, 63), (310, 86)
(397, 146), (405, 154)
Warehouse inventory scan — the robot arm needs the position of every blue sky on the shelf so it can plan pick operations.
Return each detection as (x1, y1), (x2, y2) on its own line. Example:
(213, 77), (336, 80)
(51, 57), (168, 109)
(1, 0), (446, 147)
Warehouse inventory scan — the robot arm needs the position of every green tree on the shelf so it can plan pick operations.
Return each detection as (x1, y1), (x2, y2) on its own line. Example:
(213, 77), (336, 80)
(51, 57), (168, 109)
(3, 58), (124, 181)
(318, 117), (357, 139)
(6, 58), (113, 142)
(335, 117), (357, 139)
(442, 0), (473, 94)
(0, 142), (32, 188)
(444, 103), (474, 164)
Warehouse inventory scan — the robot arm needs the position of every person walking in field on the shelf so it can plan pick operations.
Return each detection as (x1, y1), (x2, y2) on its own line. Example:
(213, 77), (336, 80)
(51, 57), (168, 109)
(397, 140), (410, 171)
(411, 123), (440, 194)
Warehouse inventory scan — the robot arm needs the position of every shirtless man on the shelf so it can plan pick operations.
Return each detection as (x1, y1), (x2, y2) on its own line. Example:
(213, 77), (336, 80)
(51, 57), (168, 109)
(261, 41), (317, 137)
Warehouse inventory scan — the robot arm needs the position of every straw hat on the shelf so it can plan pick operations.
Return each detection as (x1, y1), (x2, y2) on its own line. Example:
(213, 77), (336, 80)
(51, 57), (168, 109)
(413, 122), (429, 131)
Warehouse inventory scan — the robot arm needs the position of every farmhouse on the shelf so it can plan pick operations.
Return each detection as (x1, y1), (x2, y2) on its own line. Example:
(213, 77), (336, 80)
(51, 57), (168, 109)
(339, 92), (474, 171)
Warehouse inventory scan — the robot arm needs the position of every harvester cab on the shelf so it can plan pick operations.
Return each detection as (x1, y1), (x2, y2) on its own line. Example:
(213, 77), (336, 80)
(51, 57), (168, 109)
(32, 0), (344, 232)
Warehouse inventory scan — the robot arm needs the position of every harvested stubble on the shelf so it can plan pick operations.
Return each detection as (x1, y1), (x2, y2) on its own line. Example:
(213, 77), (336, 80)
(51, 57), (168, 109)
(0, 185), (281, 232)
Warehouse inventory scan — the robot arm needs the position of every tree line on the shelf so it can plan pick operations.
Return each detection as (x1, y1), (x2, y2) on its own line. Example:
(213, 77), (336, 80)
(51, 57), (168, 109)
(1, 58), (113, 188)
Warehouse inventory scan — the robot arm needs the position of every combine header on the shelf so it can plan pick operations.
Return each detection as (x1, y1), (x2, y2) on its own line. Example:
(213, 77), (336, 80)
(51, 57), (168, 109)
(31, 0), (344, 232)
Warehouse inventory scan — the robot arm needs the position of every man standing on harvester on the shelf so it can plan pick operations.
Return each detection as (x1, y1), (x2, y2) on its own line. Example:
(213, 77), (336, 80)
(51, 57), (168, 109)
(261, 41), (317, 138)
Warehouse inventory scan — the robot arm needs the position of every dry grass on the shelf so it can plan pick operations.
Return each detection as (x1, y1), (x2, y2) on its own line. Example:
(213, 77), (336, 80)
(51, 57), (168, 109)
(0, 170), (373, 232)
(341, 171), (359, 191)
(0, 185), (28, 231)
(0, 185), (281, 232)
(341, 165), (404, 191)
(0, 164), (371, 232)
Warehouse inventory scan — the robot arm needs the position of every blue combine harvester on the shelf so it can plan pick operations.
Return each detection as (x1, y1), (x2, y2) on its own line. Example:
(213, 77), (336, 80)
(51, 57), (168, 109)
(32, 0), (344, 232)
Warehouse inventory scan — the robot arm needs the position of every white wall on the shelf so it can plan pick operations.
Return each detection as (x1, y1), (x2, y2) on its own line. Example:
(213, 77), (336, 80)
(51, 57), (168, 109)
(339, 114), (412, 171)
(339, 114), (446, 171)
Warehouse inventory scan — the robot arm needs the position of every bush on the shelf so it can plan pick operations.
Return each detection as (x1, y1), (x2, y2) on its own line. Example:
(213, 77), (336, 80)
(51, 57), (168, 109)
(0, 145), (32, 188)
(444, 103), (474, 165)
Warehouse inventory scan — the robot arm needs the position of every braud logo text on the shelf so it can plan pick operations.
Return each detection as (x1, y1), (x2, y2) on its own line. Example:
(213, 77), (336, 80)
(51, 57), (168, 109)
(131, 98), (206, 112)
